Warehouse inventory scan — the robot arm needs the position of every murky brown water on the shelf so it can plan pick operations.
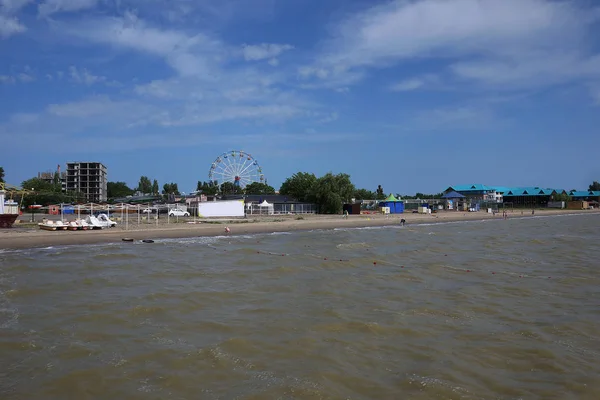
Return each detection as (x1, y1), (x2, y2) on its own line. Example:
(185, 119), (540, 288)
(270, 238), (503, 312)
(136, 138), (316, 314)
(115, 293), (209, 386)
(1, 214), (599, 399)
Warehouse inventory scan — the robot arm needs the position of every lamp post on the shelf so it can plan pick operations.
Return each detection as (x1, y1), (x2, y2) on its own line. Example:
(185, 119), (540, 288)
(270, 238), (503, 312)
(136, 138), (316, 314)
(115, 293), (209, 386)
(30, 188), (35, 222)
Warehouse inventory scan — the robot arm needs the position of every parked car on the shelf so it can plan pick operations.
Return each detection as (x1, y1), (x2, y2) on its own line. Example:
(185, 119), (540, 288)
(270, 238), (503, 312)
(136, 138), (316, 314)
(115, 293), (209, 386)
(168, 209), (190, 217)
(141, 208), (154, 214)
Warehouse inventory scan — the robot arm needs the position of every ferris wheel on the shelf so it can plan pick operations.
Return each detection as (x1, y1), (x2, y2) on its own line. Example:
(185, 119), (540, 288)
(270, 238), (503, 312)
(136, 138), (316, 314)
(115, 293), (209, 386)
(208, 150), (265, 188)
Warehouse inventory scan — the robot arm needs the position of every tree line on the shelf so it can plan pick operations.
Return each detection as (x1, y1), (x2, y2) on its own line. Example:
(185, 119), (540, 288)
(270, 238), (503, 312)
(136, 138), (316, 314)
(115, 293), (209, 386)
(4, 165), (599, 213)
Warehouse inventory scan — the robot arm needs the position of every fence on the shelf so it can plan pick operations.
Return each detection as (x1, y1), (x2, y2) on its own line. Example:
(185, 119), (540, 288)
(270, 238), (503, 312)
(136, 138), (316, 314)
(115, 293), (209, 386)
(247, 203), (316, 215)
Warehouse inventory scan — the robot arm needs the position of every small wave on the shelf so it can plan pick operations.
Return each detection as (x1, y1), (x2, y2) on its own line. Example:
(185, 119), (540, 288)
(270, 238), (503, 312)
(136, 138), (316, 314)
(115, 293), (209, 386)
(336, 242), (370, 249)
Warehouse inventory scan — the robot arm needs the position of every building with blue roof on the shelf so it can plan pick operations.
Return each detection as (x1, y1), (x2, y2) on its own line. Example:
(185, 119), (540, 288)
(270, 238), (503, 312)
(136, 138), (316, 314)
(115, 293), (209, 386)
(444, 184), (570, 208)
(569, 190), (600, 202)
(443, 184), (503, 204)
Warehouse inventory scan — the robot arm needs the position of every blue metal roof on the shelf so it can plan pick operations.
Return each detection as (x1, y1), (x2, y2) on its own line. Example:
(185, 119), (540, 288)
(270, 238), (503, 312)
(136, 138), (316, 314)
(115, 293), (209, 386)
(569, 190), (600, 197)
(503, 187), (558, 197)
(446, 184), (492, 192)
(442, 191), (466, 199)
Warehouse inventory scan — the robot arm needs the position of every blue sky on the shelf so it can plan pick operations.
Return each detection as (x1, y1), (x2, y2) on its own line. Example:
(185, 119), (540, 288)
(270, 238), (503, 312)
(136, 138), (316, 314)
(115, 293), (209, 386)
(1, 0), (599, 194)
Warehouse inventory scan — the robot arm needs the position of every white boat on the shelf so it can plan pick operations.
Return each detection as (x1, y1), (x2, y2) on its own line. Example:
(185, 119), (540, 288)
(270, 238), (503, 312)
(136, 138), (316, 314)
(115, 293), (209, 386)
(38, 220), (57, 231)
(79, 219), (91, 230)
(38, 220), (67, 231)
(85, 214), (117, 229)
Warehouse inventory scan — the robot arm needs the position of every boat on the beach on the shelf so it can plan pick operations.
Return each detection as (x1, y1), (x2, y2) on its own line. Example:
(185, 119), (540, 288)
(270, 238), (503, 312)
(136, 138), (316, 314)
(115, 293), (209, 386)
(67, 221), (79, 231)
(38, 220), (68, 231)
(39, 218), (91, 231)
(0, 187), (20, 228)
(85, 214), (117, 229)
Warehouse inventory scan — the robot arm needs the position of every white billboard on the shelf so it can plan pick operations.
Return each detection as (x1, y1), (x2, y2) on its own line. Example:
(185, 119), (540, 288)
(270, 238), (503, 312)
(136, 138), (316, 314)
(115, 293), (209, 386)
(198, 200), (244, 217)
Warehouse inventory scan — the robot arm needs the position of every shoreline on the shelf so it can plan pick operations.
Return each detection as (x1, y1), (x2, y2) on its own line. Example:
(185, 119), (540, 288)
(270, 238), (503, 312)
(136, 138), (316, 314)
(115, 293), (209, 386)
(1, 209), (597, 251)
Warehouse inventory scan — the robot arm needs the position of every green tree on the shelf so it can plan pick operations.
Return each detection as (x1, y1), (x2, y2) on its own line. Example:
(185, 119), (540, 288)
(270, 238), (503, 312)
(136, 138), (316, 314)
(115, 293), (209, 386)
(107, 181), (133, 198)
(589, 181), (600, 191)
(137, 176), (152, 194)
(354, 188), (375, 200)
(0, 166), (4, 183)
(414, 192), (443, 199)
(245, 182), (275, 195)
(22, 177), (60, 193)
(20, 177), (68, 206)
(553, 192), (571, 202)
(376, 184), (385, 200)
(196, 181), (219, 195)
(311, 172), (355, 214)
(279, 172), (317, 202)
(220, 182), (243, 195)
(152, 179), (159, 195)
(162, 182), (180, 195)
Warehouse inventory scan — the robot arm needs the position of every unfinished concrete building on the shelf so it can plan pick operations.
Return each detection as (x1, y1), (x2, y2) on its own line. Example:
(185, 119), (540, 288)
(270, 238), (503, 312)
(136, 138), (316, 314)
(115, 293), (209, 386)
(66, 162), (108, 202)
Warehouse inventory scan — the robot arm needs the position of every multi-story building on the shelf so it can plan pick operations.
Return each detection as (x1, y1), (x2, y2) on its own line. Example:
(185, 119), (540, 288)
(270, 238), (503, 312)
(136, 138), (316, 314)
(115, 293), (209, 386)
(66, 162), (108, 202)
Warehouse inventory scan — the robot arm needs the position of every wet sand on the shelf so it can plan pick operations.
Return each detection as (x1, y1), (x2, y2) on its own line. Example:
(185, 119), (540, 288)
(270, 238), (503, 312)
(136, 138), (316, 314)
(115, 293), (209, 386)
(0, 209), (594, 250)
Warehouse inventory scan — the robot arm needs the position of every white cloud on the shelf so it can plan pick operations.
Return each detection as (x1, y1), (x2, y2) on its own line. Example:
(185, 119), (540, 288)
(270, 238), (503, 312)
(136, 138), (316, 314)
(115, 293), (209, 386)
(300, 0), (600, 91)
(46, 95), (156, 119)
(411, 105), (502, 131)
(322, 0), (587, 67)
(390, 79), (423, 92)
(159, 104), (305, 126)
(297, 66), (364, 90)
(0, 14), (26, 38)
(61, 12), (224, 77)
(389, 74), (440, 92)
(68, 66), (106, 85)
(10, 112), (38, 124)
(451, 53), (600, 88)
(17, 72), (34, 82)
(0, 75), (16, 83)
(1, 0), (32, 13)
(267, 58), (279, 67)
(38, 0), (98, 17)
(0, 67), (35, 83)
(316, 112), (338, 124)
(242, 43), (293, 61)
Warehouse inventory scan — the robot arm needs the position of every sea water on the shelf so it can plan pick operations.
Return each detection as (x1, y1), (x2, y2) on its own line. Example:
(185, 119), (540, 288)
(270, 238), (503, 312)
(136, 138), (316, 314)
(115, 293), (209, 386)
(1, 214), (599, 399)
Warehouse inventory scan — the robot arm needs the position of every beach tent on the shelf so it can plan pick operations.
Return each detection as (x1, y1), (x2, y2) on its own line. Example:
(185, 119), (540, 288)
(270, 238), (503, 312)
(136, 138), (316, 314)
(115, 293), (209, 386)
(258, 200), (274, 215)
(379, 194), (404, 214)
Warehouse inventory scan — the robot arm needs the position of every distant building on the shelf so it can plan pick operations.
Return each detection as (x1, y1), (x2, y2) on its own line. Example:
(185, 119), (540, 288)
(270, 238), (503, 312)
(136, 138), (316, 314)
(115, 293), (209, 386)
(66, 162), (108, 202)
(221, 194), (316, 214)
(443, 184), (501, 203)
(444, 184), (569, 208)
(37, 169), (67, 192)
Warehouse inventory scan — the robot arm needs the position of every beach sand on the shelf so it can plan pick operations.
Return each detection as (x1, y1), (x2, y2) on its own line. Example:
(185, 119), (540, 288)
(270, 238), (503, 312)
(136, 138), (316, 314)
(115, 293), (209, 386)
(0, 209), (595, 250)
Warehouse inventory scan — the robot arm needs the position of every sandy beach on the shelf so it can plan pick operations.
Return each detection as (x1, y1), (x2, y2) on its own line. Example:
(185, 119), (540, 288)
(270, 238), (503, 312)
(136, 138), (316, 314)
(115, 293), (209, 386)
(1, 209), (596, 250)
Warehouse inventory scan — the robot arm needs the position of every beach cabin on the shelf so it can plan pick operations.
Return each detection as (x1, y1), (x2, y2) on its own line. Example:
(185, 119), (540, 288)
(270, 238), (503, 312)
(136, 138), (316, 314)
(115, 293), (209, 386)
(343, 203), (361, 215)
(379, 194), (404, 214)
(441, 191), (465, 210)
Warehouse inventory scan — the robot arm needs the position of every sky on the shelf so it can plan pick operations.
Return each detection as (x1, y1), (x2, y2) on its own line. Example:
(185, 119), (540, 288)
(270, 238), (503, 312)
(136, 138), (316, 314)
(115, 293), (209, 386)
(1, 0), (600, 195)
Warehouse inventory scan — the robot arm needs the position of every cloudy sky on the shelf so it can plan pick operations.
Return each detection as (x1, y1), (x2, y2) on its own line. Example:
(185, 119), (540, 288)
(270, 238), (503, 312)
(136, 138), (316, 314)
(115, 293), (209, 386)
(1, 0), (599, 194)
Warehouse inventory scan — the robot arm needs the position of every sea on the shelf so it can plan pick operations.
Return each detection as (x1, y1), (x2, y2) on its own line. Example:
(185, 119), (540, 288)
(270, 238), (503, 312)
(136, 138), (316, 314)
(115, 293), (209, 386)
(1, 213), (599, 399)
